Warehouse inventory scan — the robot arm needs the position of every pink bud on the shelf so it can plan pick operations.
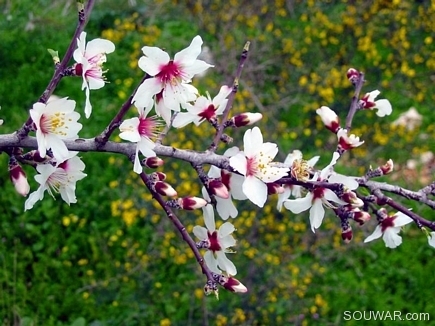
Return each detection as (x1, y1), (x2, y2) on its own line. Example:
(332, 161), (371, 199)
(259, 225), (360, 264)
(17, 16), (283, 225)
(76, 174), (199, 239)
(316, 106), (340, 133)
(178, 196), (207, 210)
(223, 276), (248, 293)
(9, 165), (30, 197)
(209, 179), (230, 199)
(154, 181), (177, 197)
(267, 182), (285, 195)
(353, 209), (371, 225)
(341, 225), (353, 243)
(341, 191), (363, 207)
(232, 113), (263, 127)
(346, 68), (360, 85)
(380, 159), (394, 175)
(143, 157), (164, 169)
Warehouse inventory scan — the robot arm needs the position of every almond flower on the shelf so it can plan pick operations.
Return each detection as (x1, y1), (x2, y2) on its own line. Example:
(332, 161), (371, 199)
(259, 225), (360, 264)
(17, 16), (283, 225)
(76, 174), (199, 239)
(132, 35), (213, 125)
(337, 129), (364, 151)
(24, 152), (87, 211)
(284, 152), (353, 232)
(193, 205), (237, 275)
(229, 127), (289, 207)
(73, 31), (115, 118)
(359, 90), (392, 117)
(172, 85), (232, 128)
(316, 106), (340, 133)
(119, 105), (160, 174)
(277, 150), (319, 211)
(30, 97), (82, 162)
(364, 211), (413, 248)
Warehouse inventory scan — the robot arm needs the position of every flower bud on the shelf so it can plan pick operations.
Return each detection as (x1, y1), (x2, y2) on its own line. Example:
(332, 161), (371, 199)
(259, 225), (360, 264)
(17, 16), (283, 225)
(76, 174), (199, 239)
(212, 272), (248, 293)
(341, 224), (353, 243)
(380, 159), (394, 175)
(353, 209), (371, 225)
(267, 182), (285, 195)
(337, 129), (364, 150)
(154, 181), (177, 197)
(178, 196), (207, 210)
(346, 68), (360, 86)
(143, 156), (164, 169)
(316, 106), (340, 133)
(208, 179), (230, 199)
(232, 112), (263, 127)
(9, 165), (30, 197)
(341, 191), (363, 207)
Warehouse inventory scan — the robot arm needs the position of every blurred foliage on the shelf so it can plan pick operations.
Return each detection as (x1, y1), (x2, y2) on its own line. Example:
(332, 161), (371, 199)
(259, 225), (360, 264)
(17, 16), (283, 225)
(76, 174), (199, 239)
(1, 0), (435, 325)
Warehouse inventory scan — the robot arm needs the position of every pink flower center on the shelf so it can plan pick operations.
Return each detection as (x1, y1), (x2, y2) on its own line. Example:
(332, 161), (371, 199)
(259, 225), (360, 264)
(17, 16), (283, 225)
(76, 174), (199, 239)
(157, 60), (184, 85)
(246, 156), (258, 177)
(208, 231), (221, 252)
(380, 216), (395, 232)
(198, 104), (216, 121)
(138, 116), (160, 138)
(312, 187), (325, 200)
(221, 170), (231, 191)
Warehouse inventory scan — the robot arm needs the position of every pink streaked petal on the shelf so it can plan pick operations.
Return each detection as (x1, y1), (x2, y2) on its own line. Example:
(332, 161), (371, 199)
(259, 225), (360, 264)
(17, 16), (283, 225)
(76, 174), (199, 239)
(283, 193), (313, 214)
(229, 154), (247, 176)
(216, 251), (237, 276)
(174, 35), (203, 66)
(139, 47), (170, 75)
(364, 225), (383, 243)
(309, 199), (325, 232)
(243, 176), (268, 207)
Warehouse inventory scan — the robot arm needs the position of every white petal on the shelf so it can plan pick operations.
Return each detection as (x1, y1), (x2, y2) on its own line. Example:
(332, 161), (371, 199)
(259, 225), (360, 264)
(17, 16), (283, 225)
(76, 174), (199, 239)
(193, 225), (208, 240)
(309, 199), (325, 232)
(375, 99), (392, 117)
(323, 189), (347, 205)
(203, 204), (215, 232)
(139, 47), (170, 75)
(229, 173), (247, 200)
(204, 251), (220, 273)
(242, 176), (268, 207)
(24, 187), (46, 211)
(218, 222), (235, 238)
(364, 225), (383, 243)
(216, 197), (238, 220)
(393, 212), (413, 227)
(86, 38), (115, 57)
(172, 112), (196, 128)
(277, 187), (291, 211)
(216, 251), (237, 276)
(174, 35), (203, 66)
(244, 127), (263, 158)
(284, 193), (313, 214)
(383, 229), (402, 248)
(427, 232), (435, 248)
(229, 154), (247, 176)
(133, 78), (162, 109)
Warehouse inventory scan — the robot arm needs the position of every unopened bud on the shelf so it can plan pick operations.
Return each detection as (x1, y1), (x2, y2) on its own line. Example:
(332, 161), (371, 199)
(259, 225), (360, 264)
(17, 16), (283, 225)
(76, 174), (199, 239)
(341, 191), (364, 207)
(208, 179), (230, 199)
(316, 106), (340, 133)
(212, 272), (248, 293)
(346, 68), (360, 86)
(178, 196), (207, 210)
(337, 129), (364, 150)
(154, 181), (177, 197)
(267, 182), (285, 195)
(9, 165), (30, 197)
(143, 156), (164, 169)
(380, 159), (394, 175)
(341, 224), (353, 243)
(353, 209), (371, 225)
(232, 112), (263, 127)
